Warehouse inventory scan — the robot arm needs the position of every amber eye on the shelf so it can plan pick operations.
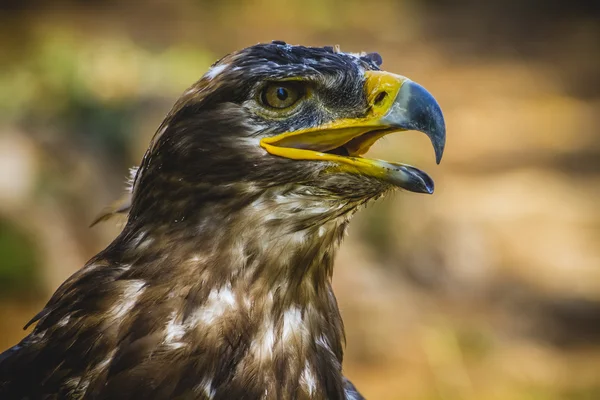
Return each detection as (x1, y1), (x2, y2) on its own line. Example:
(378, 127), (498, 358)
(260, 82), (303, 109)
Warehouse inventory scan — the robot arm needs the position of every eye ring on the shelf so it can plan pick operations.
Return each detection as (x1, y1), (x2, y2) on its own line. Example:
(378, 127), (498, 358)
(260, 82), (304, 110)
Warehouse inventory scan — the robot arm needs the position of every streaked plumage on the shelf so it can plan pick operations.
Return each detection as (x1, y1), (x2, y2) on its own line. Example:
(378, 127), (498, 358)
(0, 42), (445, 399)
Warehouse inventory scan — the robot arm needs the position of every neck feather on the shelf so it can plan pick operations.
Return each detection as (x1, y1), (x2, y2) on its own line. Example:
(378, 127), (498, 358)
(103, 184), (357, 399)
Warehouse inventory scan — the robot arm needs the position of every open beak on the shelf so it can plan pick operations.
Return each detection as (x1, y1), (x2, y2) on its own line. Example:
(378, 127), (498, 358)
(260, 71), (446, 194)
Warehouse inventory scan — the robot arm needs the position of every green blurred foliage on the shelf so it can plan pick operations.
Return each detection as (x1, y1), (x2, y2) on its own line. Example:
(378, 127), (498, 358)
(0, 28), (214, 162)
(0, 218), (39, 296)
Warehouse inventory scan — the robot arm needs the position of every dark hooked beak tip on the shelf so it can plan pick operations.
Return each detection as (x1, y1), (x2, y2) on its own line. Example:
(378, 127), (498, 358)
(398, 165), (435, 194)
(382, 80), (446, 164)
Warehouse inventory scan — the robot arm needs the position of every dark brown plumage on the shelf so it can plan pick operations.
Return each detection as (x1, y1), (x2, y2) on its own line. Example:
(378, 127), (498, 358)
(0, 41), (445, 399)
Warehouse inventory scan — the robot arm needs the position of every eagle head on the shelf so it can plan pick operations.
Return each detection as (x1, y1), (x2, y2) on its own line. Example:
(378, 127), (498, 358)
(129, 42), (445, 227)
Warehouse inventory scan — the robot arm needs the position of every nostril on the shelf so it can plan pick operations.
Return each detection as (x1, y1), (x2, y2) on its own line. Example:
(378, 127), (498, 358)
(374, 91), (387, 106)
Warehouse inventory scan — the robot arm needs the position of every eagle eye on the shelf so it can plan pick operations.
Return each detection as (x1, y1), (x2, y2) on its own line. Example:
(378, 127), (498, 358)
(260, 82), (304, 110)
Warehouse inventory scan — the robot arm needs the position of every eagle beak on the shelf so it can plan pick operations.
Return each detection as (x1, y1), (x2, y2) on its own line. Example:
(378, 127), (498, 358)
(376, 76), (445, 165)
(260, 71), (446, 194)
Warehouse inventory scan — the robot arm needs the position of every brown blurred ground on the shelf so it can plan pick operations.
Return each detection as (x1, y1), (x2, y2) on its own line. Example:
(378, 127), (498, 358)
(0, 1), (599, 399)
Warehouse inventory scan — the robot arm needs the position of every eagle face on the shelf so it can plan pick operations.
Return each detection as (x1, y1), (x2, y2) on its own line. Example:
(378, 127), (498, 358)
(133, 42), (445, 223)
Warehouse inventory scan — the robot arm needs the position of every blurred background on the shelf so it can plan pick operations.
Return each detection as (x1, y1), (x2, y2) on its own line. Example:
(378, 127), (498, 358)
(0, 0), (599, 398)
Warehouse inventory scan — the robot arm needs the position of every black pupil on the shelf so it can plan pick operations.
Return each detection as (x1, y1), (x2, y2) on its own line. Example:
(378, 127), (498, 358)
(276, 87), (288, 101)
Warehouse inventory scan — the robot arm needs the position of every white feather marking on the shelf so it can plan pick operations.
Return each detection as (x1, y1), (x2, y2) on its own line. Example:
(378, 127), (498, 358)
(195, 377), (216, 399)
(261, 323), (276, 357)
(250, 320), (276, 361)
(57, 315), (71, 327)
(110, 280), (145, 320)
(300, 361), (317, 396)
(193, 282), (237, 325)
(318, 226), (326, 238)
(291, 231), (306, 246)
(308, 206), (332, 214)
(206, 64), (228, 80)
(282, 306), (304, 341)
(165, 311), (186, 345)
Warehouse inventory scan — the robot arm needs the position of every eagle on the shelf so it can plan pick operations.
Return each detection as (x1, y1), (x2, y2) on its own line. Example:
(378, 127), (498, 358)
(0, 41), (445, 400)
